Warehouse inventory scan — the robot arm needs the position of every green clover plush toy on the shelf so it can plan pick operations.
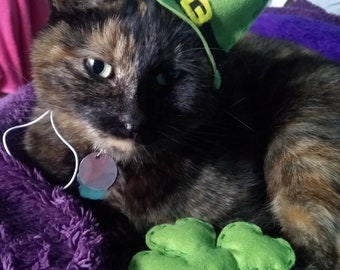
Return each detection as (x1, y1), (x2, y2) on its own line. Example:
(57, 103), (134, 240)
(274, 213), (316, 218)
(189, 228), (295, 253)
(129, 218), (295, 270)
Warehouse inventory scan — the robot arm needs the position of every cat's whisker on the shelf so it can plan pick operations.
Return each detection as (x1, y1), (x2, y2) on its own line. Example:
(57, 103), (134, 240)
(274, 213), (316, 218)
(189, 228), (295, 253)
(224, 111), (255, 132)
(164, 125), (226, 147)
(7, 63), (31, 85)
(227, 97), (247, 109)
(179, 47), (207, 54)
(136, 145), (155, 163)
(158, 131), (182, 146)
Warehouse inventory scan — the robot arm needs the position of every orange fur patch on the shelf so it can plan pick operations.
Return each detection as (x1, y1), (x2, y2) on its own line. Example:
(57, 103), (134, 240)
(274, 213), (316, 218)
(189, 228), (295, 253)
(279, 203), (318, 234)
(55, 111), (136, 156)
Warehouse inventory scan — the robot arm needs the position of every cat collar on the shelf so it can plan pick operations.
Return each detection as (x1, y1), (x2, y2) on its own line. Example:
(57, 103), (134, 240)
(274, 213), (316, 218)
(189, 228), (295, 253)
(156, 0), (269, 89)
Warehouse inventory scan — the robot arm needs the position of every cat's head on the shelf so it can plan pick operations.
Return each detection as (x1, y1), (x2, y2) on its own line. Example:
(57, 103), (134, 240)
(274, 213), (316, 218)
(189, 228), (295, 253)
(32, 0), (216, 161)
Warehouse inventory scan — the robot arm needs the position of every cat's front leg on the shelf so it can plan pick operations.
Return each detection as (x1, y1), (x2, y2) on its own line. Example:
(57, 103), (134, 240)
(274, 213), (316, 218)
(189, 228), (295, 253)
(265, 127), (340, 269)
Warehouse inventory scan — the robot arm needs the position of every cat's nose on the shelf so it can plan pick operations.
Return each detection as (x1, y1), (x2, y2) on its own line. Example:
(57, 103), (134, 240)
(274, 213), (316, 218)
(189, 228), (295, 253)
(119, 114), (143, 139)
(124, 122), (133, 132)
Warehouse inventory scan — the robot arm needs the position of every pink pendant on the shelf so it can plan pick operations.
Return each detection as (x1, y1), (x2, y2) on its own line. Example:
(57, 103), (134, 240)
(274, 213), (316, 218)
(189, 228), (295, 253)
(77, 152), (117, 199)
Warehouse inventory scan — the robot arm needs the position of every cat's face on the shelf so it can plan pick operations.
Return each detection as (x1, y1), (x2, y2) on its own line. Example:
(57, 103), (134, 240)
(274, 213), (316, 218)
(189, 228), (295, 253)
(32, 0), (215, 161)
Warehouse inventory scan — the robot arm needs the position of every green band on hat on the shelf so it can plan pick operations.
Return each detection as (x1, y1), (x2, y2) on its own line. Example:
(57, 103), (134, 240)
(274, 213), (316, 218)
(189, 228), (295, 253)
(156, 0), (269, 89)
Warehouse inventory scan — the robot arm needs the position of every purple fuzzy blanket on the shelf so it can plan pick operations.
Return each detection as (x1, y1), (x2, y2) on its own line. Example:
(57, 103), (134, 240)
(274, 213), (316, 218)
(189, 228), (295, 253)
(0, 1), (339, 269)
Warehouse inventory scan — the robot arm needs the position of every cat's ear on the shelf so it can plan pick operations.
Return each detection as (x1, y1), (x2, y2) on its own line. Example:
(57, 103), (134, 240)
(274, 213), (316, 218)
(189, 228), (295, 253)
(48, 0), (119, 13)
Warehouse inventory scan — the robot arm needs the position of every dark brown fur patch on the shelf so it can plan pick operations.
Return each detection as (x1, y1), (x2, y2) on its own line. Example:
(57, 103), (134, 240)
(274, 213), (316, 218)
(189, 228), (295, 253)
(50, 0), (125, 12)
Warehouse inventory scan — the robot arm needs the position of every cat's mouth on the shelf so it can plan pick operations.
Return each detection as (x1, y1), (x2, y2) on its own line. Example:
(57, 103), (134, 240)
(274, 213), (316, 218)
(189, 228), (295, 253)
(88, 129), (138, 162)
(52, 111), (144, 162)
(93, 136), (136, 159)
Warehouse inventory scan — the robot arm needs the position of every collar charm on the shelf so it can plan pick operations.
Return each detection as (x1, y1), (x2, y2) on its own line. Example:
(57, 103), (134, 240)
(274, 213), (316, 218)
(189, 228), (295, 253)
(77, 152), (118, 200)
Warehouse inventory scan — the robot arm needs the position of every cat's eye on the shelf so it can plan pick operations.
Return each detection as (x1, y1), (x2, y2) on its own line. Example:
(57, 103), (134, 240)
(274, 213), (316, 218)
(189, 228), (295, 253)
(85, 58), (114, 79)
(155, 71), (180, 87)
(155, 73), (169, 86)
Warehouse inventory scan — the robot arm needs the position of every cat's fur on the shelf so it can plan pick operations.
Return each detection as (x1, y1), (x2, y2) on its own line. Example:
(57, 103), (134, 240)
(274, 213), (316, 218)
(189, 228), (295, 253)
(25, 0), (340, 269)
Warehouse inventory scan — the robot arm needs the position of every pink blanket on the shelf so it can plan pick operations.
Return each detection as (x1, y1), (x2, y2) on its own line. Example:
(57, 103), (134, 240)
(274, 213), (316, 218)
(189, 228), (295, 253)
(0, 0), (49, 94)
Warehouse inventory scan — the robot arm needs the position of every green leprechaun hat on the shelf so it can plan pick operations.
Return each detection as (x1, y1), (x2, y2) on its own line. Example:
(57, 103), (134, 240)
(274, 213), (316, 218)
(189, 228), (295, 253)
(156, 0), (269, 89)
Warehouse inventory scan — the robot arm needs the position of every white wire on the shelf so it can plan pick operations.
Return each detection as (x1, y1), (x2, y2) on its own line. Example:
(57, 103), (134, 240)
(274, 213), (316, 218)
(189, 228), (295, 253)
(2, 109), (79, 190)
(50, 111), (79, 190)
(2, 110), (51, 157)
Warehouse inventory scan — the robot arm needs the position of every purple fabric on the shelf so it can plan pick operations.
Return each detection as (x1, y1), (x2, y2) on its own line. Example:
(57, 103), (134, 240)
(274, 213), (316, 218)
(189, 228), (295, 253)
(0, 1), (339, 269)
(251, 1), (340, 61)
(273, 0), (340, 25)
(0, 86), (103, 269)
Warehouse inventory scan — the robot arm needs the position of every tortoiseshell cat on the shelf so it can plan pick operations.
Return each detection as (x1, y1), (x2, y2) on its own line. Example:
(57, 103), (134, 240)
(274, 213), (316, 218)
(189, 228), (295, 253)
(24, 0), (340, 269)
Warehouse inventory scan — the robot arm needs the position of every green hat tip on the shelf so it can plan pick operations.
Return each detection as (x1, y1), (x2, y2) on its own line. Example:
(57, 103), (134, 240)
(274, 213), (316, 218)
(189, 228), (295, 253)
(214, 69), (221, 89)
